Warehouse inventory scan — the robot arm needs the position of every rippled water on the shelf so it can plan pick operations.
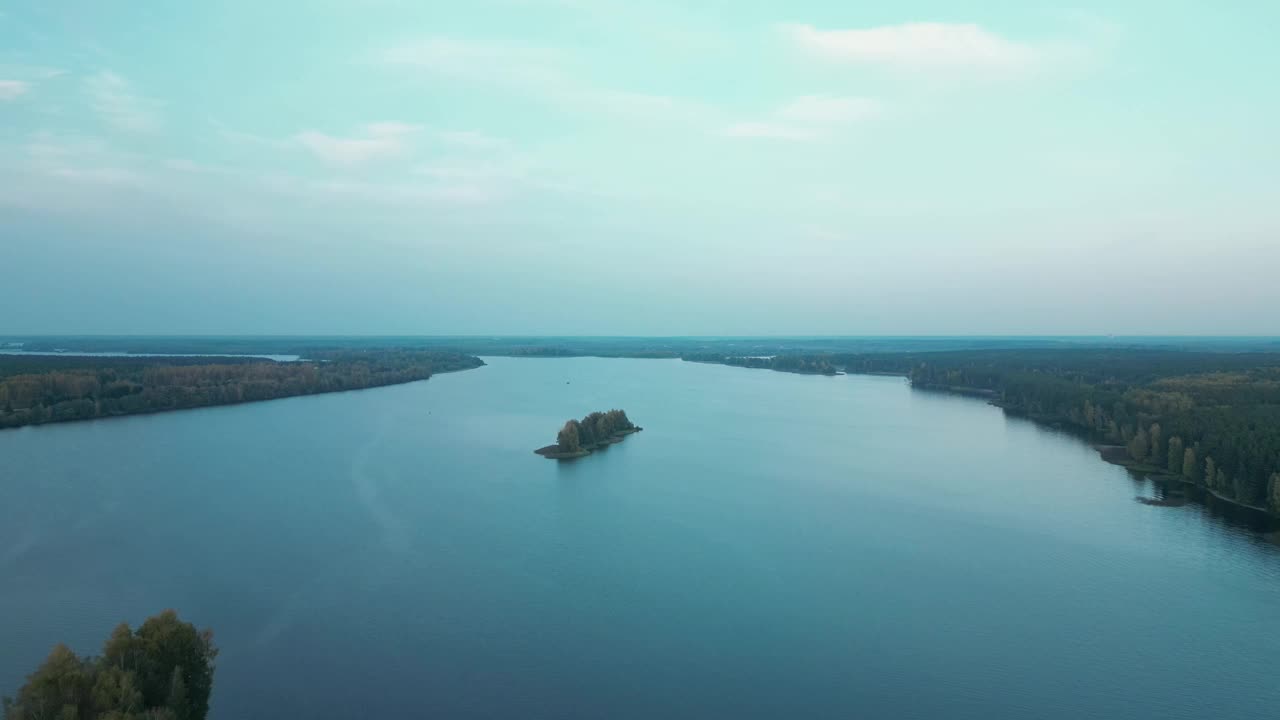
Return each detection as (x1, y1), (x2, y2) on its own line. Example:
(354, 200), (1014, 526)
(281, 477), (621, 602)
(1, 357), (1277, 719)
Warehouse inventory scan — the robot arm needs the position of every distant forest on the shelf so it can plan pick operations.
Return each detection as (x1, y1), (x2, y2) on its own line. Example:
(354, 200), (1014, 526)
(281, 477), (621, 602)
(0, 351), (482, 429)
(6, 336), (1280, 516)
(705, 349), (1280, 515)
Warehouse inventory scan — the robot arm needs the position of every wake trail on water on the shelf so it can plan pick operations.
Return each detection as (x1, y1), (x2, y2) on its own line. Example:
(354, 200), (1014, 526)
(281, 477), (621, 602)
(350, 422), (412, 554)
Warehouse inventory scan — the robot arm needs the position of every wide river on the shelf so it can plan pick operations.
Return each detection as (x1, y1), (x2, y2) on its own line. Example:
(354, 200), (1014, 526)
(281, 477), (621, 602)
(2, 357), (1278, 719)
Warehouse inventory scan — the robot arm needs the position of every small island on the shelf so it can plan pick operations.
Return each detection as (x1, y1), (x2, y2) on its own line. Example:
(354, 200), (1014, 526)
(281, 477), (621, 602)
(535, 408), (642, 459)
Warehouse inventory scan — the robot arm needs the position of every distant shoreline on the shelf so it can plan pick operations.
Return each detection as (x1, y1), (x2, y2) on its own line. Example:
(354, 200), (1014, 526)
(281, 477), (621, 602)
(0, 352), (484, 431)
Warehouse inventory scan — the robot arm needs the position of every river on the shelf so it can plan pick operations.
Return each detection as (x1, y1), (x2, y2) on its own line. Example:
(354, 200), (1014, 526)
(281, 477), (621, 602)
(1, 357), (1277, 719)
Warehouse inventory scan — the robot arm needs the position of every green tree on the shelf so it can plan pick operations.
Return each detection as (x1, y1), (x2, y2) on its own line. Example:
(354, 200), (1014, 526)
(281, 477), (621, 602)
(2, 645), (94, 720)
(1205, 456), (1217, 491)
(1127, 428), (1149, 463)
(556, 420), (581, 453)
(1147, 423), (1162, 464)
(5, 612), (216, 720)
(1167, 436), (1184, 475)
(92, 666), (143, 718)
(165, 668), (189, 720)
(1183, 447), (1199, 482)
(131, 611), (216, 720)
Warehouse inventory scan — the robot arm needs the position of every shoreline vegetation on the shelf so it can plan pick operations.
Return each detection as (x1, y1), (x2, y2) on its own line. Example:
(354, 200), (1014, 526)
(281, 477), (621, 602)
(2, 610), (216, 720)
(701, 348), (1280, 520)
(3, 335), (1277, 520)
(0, 351), (483, 430)
(535, 409), (641, 459)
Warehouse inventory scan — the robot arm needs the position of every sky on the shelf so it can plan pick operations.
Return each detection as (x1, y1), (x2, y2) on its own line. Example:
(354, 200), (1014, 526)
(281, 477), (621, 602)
(2, 0), (1278, 335)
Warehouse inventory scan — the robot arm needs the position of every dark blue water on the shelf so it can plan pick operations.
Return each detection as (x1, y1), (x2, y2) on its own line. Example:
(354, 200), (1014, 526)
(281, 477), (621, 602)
(2, 357), (1278, 719)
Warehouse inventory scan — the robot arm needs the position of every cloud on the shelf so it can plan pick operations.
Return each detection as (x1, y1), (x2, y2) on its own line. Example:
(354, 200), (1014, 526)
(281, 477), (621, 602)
(0, 80), (30, 100)
(375, 37), (709, 124)
(85, 71), (163, 132)
(783, 22), (1040, 69)
(266, 176), (495, 206)
(724, 122), (816, 141)
(294, 123), (421, 166)
(724, 95), (880, 142)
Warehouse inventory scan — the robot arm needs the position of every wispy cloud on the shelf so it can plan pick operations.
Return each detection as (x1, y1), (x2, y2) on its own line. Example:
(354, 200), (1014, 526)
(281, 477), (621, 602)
(783, 22), (1041, 69)
(85, 71), (164, 132)
(375, 37), (709, 124)
(0, 80), (30, 100)
(724, 95), (881, 142)
(294, 123), (421, 166)
(264, 175), (495, 207)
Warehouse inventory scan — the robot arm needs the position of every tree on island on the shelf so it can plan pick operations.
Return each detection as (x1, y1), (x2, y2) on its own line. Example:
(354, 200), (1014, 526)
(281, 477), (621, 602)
(557, 420), (581, 453)
(547, 409), (637, 456)
(3, 611), (216, 720)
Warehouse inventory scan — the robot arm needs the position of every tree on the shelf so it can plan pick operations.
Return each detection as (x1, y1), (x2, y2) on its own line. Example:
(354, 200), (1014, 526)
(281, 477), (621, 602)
(1183, 447), (1199, 482)
(92, 667), (143, 718)
(1128, 428), (1149, 463)
(1205, 457), (1217, 491)
(165, 668), (189, 720)
(1167, 436), (1184, 475)
(556, 420), (581, 453)
(131, 611), (216, 720)
(1148, 423), (1163, 465)
(4, 612), (216, 720)
(2, 645), (94, 720)
(1269, 473), (1280, 513)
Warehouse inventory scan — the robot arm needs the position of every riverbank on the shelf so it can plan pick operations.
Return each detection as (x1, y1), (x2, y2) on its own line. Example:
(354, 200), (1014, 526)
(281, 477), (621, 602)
(0, 351), (484, 430)
(1091, 444), (1272, 514)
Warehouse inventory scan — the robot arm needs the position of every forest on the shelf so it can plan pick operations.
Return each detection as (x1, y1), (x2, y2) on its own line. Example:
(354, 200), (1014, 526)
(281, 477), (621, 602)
(2, 610), (216, 720)
(715, 348), (1280, 515)
(0, 351), (482, 429)
(682, 353), (839, 375)
(536, 409), (640, 458)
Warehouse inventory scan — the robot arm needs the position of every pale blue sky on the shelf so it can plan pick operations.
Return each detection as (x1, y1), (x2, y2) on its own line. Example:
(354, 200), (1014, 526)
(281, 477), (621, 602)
(2, 1), (1277, 335)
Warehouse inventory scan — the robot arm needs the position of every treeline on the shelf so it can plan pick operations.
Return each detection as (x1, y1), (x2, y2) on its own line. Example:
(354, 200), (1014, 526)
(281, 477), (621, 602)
(683, 354), (838, 375)
(3, 610), (215, 720)
(0, 351), (483, 429)
(553, 409), (637, 454)
(752, 349), (1280, 514)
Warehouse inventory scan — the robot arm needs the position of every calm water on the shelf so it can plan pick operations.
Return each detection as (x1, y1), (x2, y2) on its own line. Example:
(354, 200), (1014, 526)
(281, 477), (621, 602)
(2, 357), (1278, 719)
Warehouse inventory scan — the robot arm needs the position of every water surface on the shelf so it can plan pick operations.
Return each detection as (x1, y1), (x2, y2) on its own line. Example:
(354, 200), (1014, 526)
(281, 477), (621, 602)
(1, 357), (1277, 719)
